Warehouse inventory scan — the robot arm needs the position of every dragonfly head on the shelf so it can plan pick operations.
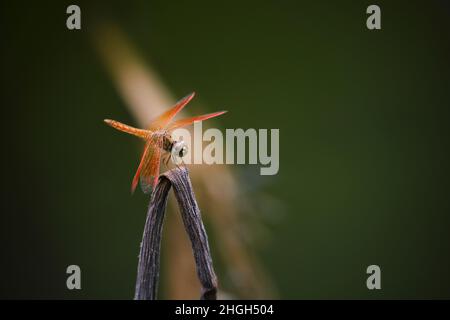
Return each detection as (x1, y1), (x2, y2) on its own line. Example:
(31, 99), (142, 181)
(172, 140), (188, 159)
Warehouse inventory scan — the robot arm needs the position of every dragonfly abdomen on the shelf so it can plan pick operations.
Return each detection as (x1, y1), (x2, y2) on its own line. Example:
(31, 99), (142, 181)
(104, 119), (149, 139)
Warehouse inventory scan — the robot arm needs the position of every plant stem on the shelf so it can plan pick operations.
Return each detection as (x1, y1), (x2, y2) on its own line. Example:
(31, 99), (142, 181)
(134, 167), (218, 300)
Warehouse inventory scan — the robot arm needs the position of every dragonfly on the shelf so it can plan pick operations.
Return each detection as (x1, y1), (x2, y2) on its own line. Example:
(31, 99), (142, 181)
(104, 92), (227, 194)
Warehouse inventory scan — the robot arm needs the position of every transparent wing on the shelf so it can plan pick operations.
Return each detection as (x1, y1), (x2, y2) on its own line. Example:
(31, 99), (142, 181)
(147, 92), (195, 130)
(167, 111), (227, 131)
(131, 134), (162, 194)
(139, 144), (161, 194)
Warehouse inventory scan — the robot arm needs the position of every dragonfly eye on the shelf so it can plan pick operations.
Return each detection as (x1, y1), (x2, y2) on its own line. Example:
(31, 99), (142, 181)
(172, 141), (188, 159)
(179, 145), (188, 157)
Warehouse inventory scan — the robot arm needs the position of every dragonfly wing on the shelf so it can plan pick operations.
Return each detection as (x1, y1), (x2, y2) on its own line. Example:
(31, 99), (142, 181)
(148, 92), (195, 130)
(131, 134), (162, 194)
(167, 111), (227, 131)
(139, 135), (163, 194)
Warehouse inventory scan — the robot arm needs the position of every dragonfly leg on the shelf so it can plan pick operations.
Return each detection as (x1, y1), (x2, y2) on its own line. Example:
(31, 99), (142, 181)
(175, 157), (186, 169)
(163, 153), (171, 168)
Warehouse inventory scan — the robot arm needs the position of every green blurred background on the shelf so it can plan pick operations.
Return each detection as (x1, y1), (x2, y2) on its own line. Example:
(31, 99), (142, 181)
(1, 0), (450, 299)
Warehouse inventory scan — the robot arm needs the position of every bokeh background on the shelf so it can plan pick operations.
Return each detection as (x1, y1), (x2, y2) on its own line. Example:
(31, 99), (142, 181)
(1, 0), (450, 299)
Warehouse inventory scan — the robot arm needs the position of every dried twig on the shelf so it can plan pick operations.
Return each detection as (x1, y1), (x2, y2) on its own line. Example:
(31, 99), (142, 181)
(134, 167), (218, 300)
(134, 175), (171, 300)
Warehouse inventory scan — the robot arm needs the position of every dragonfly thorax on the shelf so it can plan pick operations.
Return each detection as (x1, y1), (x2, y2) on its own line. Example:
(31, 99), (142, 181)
(162, 134), (174, 152)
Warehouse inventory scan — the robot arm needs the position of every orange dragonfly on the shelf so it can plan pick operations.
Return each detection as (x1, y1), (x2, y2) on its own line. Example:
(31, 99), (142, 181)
(104, 92), (227, 194)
